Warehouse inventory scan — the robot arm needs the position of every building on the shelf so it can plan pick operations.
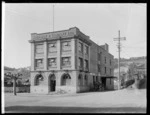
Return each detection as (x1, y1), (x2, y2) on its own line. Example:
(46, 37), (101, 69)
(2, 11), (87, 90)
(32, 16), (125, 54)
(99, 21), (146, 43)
(134, 63), (147, 79)
(29, 27), (114, 94)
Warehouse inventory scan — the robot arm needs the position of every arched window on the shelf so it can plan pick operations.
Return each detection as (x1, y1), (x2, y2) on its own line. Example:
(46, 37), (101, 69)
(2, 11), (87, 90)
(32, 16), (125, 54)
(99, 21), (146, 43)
(35, 74), (44, 86)
(61, 73), (71, 86)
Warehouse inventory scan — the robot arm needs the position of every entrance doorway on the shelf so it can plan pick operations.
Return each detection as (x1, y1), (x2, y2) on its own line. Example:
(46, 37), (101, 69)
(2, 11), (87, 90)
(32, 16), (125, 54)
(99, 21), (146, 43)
(101, 78), (106, 90)
(49, 74), (56, 92)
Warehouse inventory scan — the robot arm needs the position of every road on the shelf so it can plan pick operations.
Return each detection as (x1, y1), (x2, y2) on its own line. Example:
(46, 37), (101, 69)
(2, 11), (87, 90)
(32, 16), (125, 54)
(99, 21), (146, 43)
(4, 89), (146, 113)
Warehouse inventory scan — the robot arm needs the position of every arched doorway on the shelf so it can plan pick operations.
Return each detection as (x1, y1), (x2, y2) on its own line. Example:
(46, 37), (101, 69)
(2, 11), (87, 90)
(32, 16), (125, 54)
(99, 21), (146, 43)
(61, 73), (71, 86)
(49, 74), (56, 92)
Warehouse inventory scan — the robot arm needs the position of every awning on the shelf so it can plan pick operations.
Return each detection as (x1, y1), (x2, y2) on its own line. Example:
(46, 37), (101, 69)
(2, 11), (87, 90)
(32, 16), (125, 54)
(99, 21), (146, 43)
(101, 76), (118, 78)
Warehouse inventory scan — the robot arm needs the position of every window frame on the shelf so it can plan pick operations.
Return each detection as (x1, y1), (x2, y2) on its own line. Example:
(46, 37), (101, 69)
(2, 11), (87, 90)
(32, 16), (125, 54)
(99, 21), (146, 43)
(35, 44), (44, 54)
(35, 59), (44, 68)
(62, 41), (71, 51)
(48, 58), (57, 67)
(78, 42), (83, 53)
(62, 57), (71, 66)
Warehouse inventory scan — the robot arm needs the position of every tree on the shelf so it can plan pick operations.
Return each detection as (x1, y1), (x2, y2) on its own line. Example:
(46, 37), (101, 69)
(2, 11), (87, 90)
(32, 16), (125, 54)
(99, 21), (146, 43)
(127, 63), (138, 80)
(4, 72), (22, 95)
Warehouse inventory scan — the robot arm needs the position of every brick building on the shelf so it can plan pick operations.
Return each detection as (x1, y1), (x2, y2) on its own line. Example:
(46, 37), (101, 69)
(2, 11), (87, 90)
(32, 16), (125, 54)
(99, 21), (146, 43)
(29, 27), (114, 94)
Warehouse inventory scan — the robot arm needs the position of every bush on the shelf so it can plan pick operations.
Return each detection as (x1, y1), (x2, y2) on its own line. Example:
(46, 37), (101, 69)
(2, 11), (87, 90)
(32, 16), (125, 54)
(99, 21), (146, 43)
(139, 78), (147, 89)
(124, 79), (135, 88)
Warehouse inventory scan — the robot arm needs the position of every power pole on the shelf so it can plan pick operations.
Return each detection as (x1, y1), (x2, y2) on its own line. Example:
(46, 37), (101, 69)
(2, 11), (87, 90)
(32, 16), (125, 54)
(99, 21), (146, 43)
(113, 30), (126, 90)
(53, 4), (55, 32)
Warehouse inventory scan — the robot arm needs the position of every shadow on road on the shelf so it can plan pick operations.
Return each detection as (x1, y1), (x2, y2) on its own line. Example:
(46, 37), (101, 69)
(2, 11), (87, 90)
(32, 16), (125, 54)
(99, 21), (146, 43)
(5, 106), (146, 113)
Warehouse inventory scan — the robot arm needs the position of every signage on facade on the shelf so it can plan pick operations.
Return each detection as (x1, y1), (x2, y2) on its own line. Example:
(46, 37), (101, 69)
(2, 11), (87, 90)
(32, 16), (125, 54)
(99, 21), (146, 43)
(33, 29), (75, 40)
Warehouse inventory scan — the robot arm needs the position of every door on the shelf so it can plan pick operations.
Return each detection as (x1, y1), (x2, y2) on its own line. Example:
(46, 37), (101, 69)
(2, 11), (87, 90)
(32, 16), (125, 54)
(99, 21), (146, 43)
(50, 80), (56, 91)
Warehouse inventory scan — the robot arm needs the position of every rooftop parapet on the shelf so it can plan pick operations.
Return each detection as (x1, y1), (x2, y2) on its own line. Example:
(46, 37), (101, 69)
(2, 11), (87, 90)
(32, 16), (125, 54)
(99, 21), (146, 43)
(29, 27), (91, 45)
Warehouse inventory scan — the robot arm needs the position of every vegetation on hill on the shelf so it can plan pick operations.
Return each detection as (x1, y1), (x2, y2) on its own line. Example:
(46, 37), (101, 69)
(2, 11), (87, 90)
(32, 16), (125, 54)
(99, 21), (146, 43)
(114, 56), (146, 69)
(4, 66), (31, 86)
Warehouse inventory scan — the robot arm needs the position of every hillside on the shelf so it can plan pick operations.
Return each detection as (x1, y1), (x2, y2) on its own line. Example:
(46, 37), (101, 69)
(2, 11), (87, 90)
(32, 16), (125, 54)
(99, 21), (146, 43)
(4, 66), (31, 80)
(114, 56), (146, 69)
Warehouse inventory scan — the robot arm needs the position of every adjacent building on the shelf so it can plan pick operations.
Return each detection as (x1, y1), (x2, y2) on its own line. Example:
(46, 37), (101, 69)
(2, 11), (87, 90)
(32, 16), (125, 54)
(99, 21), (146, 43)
(29, 27), (114, 94)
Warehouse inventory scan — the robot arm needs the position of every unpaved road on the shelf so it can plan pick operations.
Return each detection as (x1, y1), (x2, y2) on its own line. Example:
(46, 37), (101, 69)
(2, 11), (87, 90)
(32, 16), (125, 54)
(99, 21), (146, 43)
(4, 89), (146, 113)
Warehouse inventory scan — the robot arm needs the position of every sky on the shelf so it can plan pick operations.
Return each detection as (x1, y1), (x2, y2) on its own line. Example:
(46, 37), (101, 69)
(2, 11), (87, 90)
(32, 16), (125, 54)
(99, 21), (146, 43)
(3, 3), (146, 68)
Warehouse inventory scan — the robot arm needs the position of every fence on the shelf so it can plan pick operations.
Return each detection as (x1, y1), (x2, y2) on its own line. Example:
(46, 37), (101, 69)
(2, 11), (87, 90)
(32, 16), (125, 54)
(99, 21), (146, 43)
(4, 86), (30, 93)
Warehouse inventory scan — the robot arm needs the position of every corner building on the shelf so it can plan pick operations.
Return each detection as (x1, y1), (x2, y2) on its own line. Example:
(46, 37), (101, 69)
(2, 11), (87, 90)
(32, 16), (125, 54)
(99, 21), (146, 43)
(29, 27), (114, 94)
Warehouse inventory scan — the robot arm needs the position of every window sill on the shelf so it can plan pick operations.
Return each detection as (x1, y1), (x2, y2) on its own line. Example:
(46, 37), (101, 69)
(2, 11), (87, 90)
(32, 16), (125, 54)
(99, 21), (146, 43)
(48, 66), (57, 68)
(62, 65), (71, 68)
(35, 67), (44, 70)
(62, 50), (72, 52)
(48, 51), (57, 53)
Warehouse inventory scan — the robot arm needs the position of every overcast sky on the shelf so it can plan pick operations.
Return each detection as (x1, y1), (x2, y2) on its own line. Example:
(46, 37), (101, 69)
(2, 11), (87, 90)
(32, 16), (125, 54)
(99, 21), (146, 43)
(3, 3), (146, 68)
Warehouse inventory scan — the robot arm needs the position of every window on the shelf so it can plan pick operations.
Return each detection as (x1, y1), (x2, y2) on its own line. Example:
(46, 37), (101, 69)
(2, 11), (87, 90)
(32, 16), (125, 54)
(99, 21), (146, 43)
(110, 69), (111, 75)
(35, 74), (44, 85)
(79, 42), (83, 52)
(110, 60), (111, 65)
(35, 44), (44, 54)
(79, 58), (83, 69)
(84, 45), (88, 55)
(98, 64), (101, 72)
(62, 41), (71, 51)
(48, 43), (57, 52)
(35, 59), (43, 68)
(96, 76), (98, 81)
(62, 57), (71, 66)
(61, 74), (71, 86)
(105, 57), (106, 64)
(105, 67), (107, 74)
(98, 53), (100, 61)
(48, 58), (57, 67)
(84, 60), (88, 71)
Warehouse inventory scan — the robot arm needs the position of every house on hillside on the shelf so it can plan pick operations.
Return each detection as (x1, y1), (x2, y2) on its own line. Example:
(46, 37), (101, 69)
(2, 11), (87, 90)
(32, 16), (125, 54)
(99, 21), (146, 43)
(29, 27), (115, 94)
(134, 64), (147, 79)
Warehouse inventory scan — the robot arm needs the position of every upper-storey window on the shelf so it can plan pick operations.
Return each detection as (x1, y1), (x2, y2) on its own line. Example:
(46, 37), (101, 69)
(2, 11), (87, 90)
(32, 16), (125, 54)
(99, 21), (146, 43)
(79, 42), (83, 53)
(98, 64), (101, 72)
(62, 57), (71, 66)
(48, 58), (57, 67)
(48, 42), (57, 52)
(35, 59), (43, 68)
(98, 52), (102, 61)
(105, 57), (106, 64)
(84, 45), (88, 55)
(105, 67), (107, 74)
(35, 44), (44, 54)
(62, 41), (71, 51)
(84, 60), (88, 70)
(78, 58), (83, 69)
(110, 59), (111, 65)
(110, 68), (111, 75)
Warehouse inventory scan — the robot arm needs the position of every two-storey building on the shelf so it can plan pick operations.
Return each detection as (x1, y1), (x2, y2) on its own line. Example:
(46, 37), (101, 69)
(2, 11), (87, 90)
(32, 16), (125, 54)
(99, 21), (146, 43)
(29, 27), (114, 94)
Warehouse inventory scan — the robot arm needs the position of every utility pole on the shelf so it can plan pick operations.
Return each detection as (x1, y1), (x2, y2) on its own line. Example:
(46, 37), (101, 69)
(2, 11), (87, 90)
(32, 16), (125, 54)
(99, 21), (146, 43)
(113, 30), (126, 90)
(53, 4), (55, 32)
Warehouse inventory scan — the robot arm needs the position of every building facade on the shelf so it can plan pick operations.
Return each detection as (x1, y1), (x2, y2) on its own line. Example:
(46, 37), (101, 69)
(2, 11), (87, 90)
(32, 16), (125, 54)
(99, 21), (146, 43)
(29, 27), (114, 94)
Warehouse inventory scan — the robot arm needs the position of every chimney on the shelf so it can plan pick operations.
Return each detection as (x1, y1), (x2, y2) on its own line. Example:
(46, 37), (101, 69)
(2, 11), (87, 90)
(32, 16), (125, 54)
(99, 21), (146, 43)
(104, 43), (109, 52)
